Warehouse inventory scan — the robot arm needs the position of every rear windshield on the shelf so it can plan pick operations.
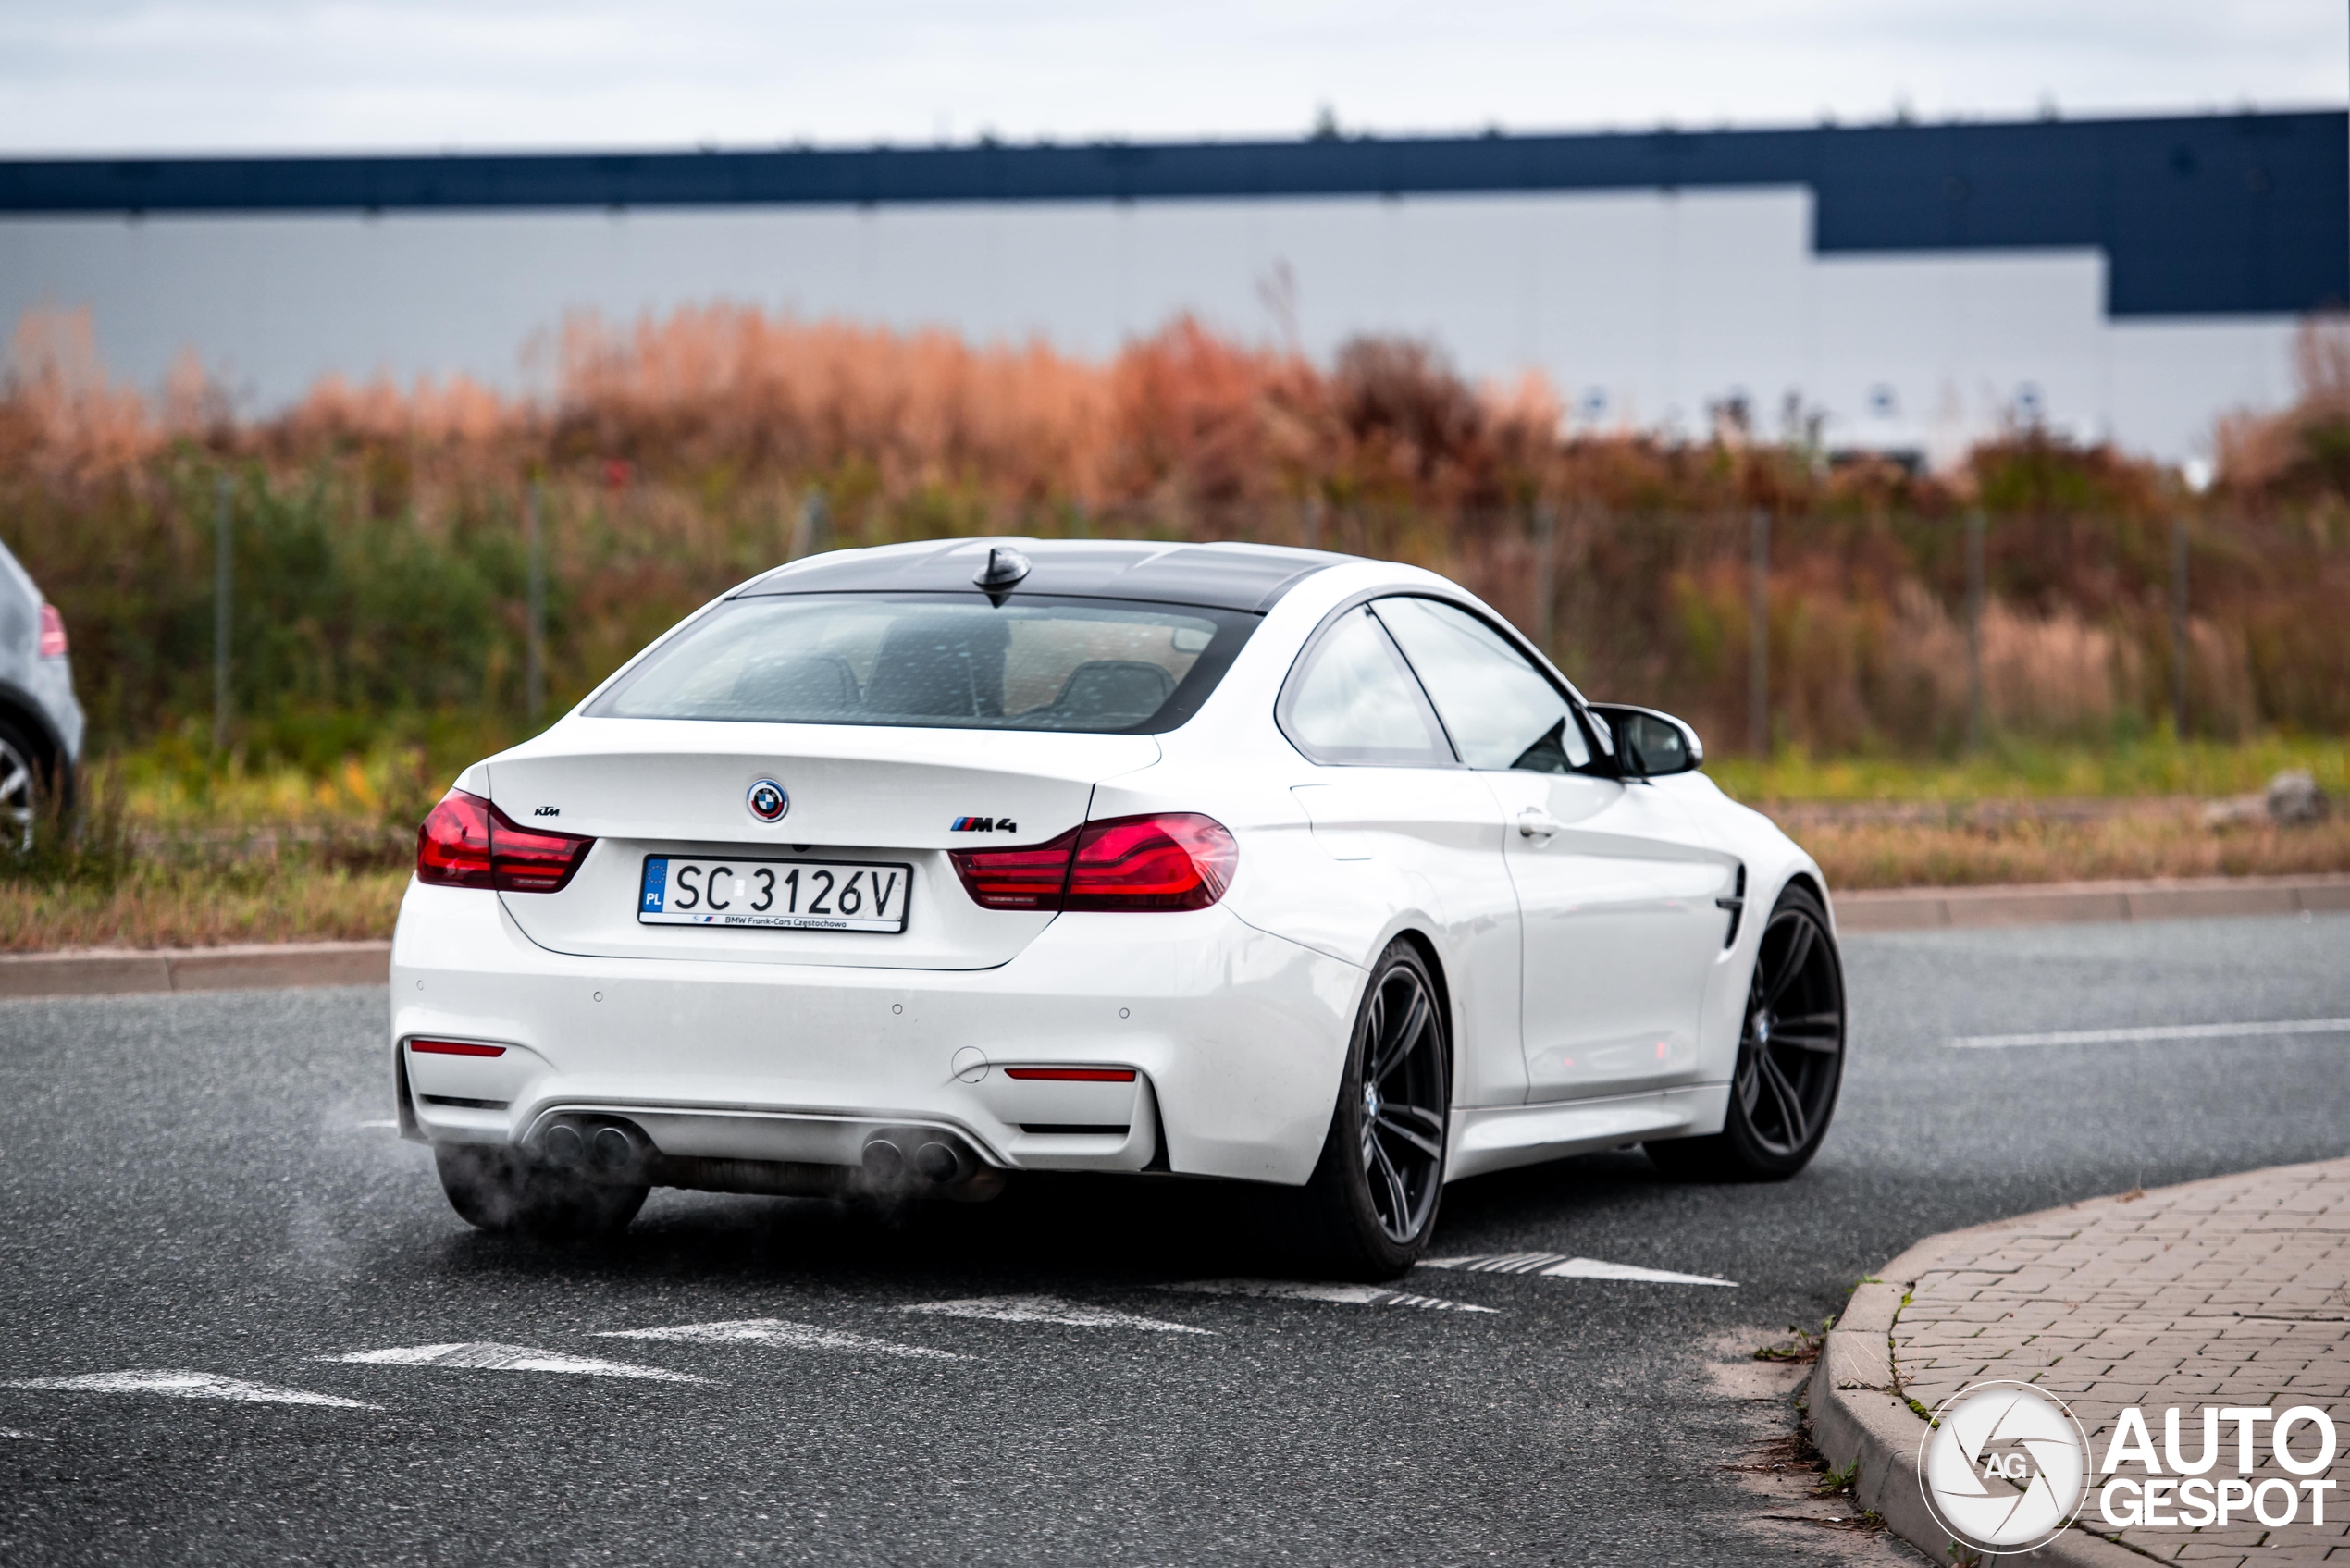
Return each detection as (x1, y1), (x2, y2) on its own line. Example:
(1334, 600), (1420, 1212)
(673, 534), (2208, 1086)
(587, 592), (1258, 734)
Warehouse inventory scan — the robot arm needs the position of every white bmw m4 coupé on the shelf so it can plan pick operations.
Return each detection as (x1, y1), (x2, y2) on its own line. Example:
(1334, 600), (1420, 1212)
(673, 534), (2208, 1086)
(392, 537), (1845, 1277)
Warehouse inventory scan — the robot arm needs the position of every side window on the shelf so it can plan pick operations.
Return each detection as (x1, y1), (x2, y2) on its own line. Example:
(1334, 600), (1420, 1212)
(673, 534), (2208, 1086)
(1373, 596), (1593, 773)
(1278, 606), (1456, 766)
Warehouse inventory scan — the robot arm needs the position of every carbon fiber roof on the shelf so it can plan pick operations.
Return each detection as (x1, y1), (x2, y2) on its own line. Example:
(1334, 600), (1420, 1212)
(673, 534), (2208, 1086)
(736, 539), (1351, 613)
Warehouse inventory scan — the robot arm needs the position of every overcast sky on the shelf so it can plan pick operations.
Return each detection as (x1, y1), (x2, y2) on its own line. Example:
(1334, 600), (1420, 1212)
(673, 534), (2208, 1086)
(0, 0), (2343, 156)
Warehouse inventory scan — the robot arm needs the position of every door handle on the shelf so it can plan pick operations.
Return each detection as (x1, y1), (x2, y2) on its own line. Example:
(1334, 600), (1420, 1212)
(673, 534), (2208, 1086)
(1517, 808), (1563, 839)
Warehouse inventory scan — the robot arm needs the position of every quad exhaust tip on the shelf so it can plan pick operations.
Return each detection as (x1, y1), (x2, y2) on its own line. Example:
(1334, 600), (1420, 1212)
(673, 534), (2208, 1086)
(861, 1138), (907, 1183)
(536, 1116), (647, 1179)
(590, 1125), (636, 1171)
(533, 1116), (989, 1197)
(861, 1130), (977, 1191)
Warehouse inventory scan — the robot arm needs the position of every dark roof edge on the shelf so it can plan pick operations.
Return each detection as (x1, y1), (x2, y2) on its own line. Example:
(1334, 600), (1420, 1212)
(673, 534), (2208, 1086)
(727, 538), (1350, 614)
(0, 108), (2337, 216)
(3, 110), (2342, 316)
(23, 104), (2344, 173)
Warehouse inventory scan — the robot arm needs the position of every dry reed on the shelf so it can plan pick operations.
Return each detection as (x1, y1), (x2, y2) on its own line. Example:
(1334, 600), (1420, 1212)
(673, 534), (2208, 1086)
(6, 302), (2350, 760)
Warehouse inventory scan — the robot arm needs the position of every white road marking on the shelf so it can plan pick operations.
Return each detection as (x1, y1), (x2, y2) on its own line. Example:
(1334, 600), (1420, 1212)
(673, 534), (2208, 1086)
(1420, 1253), (1737, 1287)
(1947, 1017), (2350, 1050)
(4, 1370), (378, 1408)
(899, 1294), (1214, 1334)
(354, 1118), (399, 1129)
(1163, 1279), (1498, 1313)
(321, 1343), (704, 1381)
(593, 1319), (967, 1360)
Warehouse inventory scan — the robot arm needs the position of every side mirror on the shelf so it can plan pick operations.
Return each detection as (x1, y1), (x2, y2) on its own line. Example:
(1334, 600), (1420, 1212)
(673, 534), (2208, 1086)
(1587, 704), (1704, 778)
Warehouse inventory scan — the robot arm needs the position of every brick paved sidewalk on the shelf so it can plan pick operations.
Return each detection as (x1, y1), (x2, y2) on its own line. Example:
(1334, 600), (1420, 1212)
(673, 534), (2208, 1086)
(1815, 1158), (2350, 1565)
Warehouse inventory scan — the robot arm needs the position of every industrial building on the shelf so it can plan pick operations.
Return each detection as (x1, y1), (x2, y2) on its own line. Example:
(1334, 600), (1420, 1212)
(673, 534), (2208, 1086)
(2, 109), (2343, 465)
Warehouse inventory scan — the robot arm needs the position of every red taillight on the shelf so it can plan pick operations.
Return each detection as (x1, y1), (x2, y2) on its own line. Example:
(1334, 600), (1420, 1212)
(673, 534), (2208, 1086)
(416, 790), (494, 888)
(37, 603), (67, 659)
(1004, 1067), (1137, 1082)
(483, 800), (598, 893)
(1065, 813), (1236, 911)
(414, 787), (594, 894)
(950, 812), (1235, 913)
(951, 826), (1082, 909)
(408, 1039), (506, 1057)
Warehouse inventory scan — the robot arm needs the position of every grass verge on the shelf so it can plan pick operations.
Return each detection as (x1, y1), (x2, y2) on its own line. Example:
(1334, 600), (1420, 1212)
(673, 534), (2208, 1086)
(1708, 734), (2350, 804)
(0, 751), (418, 952)
(0, 862), (407, 952)
(1781, 802), (2350, 890)
(0, 736), (2343, 951)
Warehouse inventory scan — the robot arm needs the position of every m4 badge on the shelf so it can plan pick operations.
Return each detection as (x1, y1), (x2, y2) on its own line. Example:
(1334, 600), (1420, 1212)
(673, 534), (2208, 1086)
(949, 816), (1018, 833)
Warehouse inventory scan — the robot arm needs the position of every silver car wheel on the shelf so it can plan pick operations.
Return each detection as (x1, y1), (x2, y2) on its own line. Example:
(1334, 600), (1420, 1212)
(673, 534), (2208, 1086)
(0, 733), (35, 851)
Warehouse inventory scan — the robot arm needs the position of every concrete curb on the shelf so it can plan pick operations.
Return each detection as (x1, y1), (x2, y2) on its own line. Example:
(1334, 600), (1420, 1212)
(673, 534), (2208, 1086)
(1834, 871), (2350, 933)
(1809, 1225), (2149, 1566)
(0, 941), (390, 999)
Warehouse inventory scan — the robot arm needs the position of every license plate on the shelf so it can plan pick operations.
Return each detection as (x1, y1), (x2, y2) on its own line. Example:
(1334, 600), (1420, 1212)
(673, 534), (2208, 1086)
(637, 857), (911, 932)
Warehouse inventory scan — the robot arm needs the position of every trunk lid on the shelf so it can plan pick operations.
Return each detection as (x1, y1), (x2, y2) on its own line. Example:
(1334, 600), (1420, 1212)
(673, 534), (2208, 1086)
(486, 717), (1159, 969)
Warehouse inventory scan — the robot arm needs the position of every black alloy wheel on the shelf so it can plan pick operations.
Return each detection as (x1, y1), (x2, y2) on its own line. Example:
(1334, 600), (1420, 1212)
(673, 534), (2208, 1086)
(1275, 939), (1452, 1278)
(1647, 883), (1845, 1181)
(1357, 956), (1449, 1242)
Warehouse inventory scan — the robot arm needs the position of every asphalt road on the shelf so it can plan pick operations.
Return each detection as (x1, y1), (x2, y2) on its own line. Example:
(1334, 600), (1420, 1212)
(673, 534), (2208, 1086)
(4, 912), (2348, 1567)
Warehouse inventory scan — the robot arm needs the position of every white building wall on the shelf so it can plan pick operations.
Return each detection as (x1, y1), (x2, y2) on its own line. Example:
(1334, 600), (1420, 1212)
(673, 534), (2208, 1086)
(0, 189), (2298, 463)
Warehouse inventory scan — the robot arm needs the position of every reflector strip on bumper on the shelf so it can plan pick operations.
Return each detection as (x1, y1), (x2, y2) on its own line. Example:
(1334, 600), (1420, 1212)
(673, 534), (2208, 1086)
(409, 1040), (506, 1057)
(1003, 1067), (1136, 1082)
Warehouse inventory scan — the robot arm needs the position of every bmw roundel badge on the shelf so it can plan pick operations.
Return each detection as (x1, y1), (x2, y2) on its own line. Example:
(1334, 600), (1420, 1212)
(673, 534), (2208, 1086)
(746, 778), (789, 823)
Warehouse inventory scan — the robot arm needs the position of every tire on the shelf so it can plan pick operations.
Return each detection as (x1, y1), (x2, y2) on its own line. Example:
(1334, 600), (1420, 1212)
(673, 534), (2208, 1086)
(0, 716), (46, 853)
(434, 1143), (649, 1239)
(1646, 883), (1846, 1182)
(1271, 939), (1452, 1280)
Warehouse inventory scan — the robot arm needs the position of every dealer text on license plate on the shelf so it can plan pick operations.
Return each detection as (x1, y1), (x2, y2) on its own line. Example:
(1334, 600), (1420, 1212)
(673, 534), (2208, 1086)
(637, 857), (910, 932)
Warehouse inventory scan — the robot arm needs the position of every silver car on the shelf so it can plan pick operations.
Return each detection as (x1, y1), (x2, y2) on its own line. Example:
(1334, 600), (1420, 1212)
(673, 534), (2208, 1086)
(0, 539), (84, 845)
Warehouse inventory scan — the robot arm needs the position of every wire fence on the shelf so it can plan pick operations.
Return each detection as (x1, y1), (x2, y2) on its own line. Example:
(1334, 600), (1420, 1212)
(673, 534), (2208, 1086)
(8, 456), (2334, 772)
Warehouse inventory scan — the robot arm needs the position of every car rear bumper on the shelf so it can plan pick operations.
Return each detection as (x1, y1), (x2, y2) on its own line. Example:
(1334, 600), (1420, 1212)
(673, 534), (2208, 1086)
(389, 880), (1360, 1185)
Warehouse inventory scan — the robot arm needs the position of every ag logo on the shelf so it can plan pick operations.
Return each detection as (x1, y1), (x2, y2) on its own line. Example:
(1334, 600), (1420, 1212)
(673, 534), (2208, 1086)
(1920, 1381), (2090, 1552)
(746, 779), (789, 823)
